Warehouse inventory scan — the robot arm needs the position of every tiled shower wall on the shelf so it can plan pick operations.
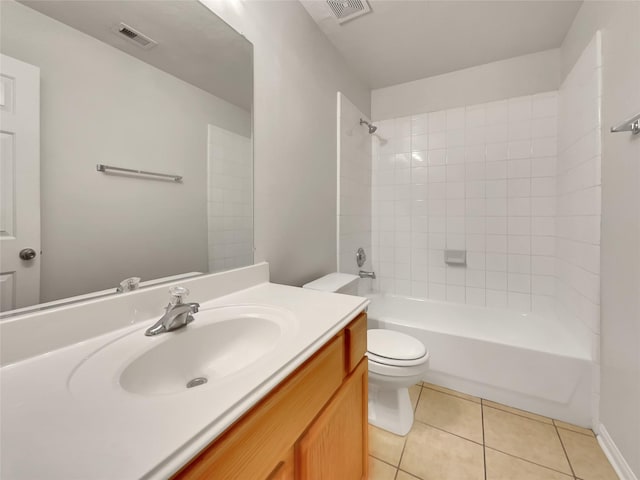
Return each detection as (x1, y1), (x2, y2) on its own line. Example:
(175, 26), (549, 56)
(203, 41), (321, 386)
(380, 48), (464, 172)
(207, 124), (253, 272)
(338, 93), (372, 275)
(371, 93), (559, 312)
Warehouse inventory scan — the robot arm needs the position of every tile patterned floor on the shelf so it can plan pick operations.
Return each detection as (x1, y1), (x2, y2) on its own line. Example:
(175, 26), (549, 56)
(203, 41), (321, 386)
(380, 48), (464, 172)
(368, 383), (619, 480)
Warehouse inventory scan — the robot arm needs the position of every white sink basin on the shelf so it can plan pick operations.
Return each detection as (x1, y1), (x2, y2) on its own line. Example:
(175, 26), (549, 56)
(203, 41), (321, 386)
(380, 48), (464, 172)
(69, 305), (297, 398)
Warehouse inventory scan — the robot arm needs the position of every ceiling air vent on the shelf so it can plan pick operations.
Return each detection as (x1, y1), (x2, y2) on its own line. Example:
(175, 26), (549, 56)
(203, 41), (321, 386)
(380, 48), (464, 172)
(115, 23), (157, 49)
(326, 0), (372, 24)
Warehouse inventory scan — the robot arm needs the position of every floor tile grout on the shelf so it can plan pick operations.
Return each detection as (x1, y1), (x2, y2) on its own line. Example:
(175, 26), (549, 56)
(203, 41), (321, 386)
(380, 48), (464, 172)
(413, 417), (485, 447)
(482, 403), (554, 426)
(552, 418), (595, 437)
(394, 385), (421, 479)
(370, 454), (399, 470)
(557, 426), (595, 437)
(484, 445), (577, 478)
(554, 423), (577, 478)
(481, 398), (487, 480)
(422, 384), (481, 405)
(413, 385), (423, 413)
(398, 467), (424, 480)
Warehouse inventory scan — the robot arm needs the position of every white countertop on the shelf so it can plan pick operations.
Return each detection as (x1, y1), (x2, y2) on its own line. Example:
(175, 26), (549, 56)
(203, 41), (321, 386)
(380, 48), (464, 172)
(0, 282), (368, 479)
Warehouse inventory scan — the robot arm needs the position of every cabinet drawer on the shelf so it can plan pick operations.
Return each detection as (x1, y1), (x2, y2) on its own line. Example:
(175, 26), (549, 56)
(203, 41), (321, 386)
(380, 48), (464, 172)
(174, 334), (345, 479)
(345, 312), (367, 374)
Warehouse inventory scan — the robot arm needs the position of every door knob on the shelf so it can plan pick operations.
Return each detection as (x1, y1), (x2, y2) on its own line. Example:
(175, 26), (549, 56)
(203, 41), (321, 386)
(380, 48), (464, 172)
(19, 248), (37, 260)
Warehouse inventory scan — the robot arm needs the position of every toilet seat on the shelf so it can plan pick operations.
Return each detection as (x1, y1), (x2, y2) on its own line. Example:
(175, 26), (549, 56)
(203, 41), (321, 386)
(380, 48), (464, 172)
(367, 355), (430, 377)
(367, 351), (430, 367)
(367, 329), (429, 367)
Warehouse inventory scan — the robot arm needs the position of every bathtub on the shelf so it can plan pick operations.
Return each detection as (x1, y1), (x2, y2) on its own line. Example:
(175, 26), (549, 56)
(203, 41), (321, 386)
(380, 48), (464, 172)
(366, 294), (593, 427)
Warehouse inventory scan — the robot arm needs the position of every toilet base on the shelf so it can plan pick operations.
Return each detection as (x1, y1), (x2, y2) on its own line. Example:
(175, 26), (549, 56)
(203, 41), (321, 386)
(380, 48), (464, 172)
(367, 383), (414, 436)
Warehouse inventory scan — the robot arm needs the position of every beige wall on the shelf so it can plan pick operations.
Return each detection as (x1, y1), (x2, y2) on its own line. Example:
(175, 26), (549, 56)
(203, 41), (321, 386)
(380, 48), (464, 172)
(371, 49), (561, 121)
(200, 0), (371, 287)
(562, 2), (640, 476)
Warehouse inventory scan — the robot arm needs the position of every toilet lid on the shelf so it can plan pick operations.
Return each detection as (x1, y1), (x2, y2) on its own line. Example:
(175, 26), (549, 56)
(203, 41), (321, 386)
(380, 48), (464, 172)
(367, 329), (427, 366)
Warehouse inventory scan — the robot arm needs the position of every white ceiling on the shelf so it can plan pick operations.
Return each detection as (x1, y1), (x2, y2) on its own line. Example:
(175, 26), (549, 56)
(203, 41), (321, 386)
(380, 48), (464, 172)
(19, 1), (252, 111)
(300, 0), (582, 89)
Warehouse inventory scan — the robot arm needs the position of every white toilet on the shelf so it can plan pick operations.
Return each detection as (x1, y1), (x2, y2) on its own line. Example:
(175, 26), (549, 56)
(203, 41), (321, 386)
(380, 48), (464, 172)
(303, 273), (430, 436)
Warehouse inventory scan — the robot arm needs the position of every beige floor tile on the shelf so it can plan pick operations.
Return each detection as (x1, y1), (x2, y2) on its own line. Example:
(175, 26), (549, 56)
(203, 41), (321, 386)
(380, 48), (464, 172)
(368, 456), (397, 480)
(409, 384), (421, 411)
(415, 388), (483, 443)
(554, 419), (595, 437)
(558, 428), (618, 480)
(369, 424), (406, 466)
(396, 470), (421, 480)
(483, 406), (572, 475)
(423, 382), (481, 403)
(400, 422), (484, 480)
(485, 448), (573, 480)
(483, 399), (553, 424)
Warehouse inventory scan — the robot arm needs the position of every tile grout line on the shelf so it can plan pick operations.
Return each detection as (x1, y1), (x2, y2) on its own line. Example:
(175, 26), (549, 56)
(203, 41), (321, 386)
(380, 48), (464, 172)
(398, 467), (425, 480)
(396, 433), (410, 476)
(481, 398), (487, 480)
(392, 384), (423, 480)
(422, 383), (481, 405)
(372, 455), (399, 469)
(414, 384), (424, 413)
(482, 403), (553, 426)
(412, 418), (484, 447)
(552, 419), (595, 438)
(554, 422), (577, 478)
(484, 445), (576, 478)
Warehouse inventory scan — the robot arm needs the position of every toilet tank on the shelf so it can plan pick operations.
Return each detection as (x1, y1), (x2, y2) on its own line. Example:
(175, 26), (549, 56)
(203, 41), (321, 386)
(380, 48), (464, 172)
(302, 273), (359, 296)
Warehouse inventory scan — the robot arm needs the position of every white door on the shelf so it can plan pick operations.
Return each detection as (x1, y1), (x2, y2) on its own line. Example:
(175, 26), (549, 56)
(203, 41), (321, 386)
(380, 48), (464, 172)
(0, 54), (40, 312)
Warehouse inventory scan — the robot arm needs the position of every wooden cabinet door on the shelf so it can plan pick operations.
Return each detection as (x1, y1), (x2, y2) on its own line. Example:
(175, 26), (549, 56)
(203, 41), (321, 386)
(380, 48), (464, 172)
(267, 448), (295, 480)
(297, 358), (368, 480)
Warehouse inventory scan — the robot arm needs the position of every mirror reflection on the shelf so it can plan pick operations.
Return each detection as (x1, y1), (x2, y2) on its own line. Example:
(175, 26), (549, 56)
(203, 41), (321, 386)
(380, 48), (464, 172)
(0, 0), (253, 315)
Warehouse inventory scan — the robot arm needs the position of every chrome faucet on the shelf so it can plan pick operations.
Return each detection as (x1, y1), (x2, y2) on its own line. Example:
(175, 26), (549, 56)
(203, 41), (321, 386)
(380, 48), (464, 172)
(145, 286), (200, 336)
(359, 270), (376, 279)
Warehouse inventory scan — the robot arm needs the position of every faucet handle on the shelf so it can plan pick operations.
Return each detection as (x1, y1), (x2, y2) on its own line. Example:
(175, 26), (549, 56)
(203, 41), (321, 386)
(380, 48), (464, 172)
(169, 286), (190, 305)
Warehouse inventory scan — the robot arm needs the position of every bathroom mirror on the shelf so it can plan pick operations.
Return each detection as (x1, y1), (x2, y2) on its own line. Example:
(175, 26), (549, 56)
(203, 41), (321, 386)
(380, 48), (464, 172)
(0, 0), (253, 316)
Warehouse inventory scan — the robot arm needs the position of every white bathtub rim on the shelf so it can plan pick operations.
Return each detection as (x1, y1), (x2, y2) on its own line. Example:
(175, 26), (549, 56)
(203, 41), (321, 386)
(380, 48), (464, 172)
(366, 293), (591, 361)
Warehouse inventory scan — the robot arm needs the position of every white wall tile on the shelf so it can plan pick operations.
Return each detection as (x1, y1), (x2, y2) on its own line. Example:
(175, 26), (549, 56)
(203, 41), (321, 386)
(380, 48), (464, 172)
(369, 87), (605, 322)
(208, 125), (253, 272)
(466, 287), (486, 306)
(411, 113), (428, 135)
(486, 289), (508, 308)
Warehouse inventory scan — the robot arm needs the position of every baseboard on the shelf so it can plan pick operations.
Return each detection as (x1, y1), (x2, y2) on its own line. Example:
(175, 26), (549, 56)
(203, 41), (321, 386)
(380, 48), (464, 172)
(598, 423), (638, 480)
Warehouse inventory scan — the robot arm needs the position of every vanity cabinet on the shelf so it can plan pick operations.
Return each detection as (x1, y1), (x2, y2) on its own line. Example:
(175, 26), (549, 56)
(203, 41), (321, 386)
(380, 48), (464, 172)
(297, 359), (367, 479)
(174, 312), (368, 480)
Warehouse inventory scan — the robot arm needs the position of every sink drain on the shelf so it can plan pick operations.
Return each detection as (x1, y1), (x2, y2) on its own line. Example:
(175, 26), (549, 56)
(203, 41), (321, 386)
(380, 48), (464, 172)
(186, 377), (208, 389)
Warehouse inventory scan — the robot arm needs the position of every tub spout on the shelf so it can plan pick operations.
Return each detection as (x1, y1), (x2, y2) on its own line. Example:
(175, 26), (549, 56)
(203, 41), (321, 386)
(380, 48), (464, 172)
(359, 270), (376, 279)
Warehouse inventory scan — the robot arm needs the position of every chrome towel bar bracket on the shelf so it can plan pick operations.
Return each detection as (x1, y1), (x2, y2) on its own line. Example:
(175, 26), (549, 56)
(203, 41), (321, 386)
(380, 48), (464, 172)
(610, 112), (640, 135)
